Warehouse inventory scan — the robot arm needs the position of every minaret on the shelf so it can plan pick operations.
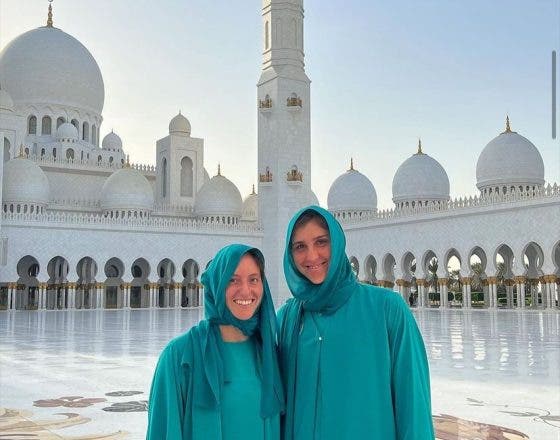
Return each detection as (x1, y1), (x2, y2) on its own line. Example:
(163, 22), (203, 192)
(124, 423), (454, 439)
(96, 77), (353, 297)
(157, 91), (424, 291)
(257, 0), (317, 306)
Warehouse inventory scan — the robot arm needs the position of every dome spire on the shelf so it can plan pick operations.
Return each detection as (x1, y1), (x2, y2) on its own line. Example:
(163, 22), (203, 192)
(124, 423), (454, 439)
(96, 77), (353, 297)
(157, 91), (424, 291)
(251, 184), (256, 195)
(505, 115), (511, 133)
(46, 0), (53, 27)
(217, 163), (221, 176)
(349, 157), (354, 171)
(416, 138), (424, 155)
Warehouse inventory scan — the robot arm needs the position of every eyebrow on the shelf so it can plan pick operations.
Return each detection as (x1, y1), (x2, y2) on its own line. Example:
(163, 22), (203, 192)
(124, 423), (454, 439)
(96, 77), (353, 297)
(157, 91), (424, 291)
(291, 234), (329, 246)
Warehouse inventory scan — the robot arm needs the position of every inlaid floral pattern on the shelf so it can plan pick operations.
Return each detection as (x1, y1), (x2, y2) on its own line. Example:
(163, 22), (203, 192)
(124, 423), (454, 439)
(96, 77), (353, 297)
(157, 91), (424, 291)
(33, 396), (107, 408)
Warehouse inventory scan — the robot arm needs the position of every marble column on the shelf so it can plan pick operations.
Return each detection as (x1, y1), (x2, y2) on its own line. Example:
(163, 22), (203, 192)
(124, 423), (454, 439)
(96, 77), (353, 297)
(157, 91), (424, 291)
(123, 284), (131, 309)
(67, 283), (76, 309)
(8, 283), (16, 310)
(487, 277), (498, 309)
(174, 284), (181, 308)
(416, 279), (427, 308)
(96, 283), (104, 309)
(514, 276), (526, 309)
(438, 278), (449, 308)
(38, 283), (47, 310)
(461, 277), (472, 309)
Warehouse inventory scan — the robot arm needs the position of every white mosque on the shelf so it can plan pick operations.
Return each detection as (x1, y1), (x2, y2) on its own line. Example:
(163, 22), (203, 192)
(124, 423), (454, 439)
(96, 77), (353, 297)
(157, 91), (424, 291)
(0, 1), (558, 311)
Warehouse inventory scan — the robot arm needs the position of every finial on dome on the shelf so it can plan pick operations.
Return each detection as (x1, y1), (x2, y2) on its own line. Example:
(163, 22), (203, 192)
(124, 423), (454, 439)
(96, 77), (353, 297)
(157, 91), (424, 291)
(46, 0), (53, 27)
(217, 163), (221, 176)
(505, 115), (511, 133)
(416, 138), (424, 155)
(349, 157), (354, 171)
(251, 184), (256, 195)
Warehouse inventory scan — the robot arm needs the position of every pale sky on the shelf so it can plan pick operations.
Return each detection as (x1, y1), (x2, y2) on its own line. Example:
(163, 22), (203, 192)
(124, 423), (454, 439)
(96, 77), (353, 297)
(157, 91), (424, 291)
(1, 0), (559, 208)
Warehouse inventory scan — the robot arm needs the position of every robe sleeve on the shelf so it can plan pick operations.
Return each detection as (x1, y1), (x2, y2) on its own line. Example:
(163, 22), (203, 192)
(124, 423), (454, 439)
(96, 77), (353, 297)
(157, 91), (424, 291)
(146, 337), (191, 440)
(385, 293), (435, 440)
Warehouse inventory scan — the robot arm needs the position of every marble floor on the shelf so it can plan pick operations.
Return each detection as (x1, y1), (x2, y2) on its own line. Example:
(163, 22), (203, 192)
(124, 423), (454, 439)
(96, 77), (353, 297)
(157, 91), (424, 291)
(0, 308), (558, 440)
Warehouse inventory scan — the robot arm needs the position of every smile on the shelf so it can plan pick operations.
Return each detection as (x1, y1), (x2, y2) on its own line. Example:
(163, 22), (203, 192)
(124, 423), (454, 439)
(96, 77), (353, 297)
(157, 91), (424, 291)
(233, 299), (256, 306)
(306, 262), (327, 271)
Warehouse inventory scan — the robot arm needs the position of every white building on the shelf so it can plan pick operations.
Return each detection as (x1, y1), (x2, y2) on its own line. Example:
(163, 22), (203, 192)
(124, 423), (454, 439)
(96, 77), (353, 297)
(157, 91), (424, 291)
(0, 1), (558, 311)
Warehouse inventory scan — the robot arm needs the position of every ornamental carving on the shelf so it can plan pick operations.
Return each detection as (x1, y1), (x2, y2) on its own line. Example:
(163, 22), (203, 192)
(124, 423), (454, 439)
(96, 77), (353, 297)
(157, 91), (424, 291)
(287, 95), (302, 107)
(259, 95), (272, 109)
(286, 165), (303, 182)
(259, 167), (273, 182)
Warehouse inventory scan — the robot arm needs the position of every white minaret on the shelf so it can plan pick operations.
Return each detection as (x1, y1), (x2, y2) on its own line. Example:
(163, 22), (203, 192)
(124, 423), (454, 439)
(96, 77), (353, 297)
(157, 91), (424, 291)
(257, 0), (317, 306)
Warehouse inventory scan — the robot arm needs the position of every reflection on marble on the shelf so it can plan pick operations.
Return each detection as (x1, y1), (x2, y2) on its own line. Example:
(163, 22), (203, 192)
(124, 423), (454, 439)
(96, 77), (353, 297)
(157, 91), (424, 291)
(0, 308), (558, 439)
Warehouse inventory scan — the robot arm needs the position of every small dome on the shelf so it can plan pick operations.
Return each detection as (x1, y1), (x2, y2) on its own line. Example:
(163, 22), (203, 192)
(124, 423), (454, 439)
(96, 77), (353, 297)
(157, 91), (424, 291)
(56, 122), (78, 142)
(476, 119), (544, 191)
(100, 167), (154, 211)
(169, 112), (191, 136)
(102, 131), (123, 152)
(3, 156), (50, 205)
(328, 161), (377, 212)
(392, 141), (450, 204)
(242, 187), (258, 220)
(194, 171), (242, 218)
(0, 86), (14, 112)
(0, 26), (104, 115)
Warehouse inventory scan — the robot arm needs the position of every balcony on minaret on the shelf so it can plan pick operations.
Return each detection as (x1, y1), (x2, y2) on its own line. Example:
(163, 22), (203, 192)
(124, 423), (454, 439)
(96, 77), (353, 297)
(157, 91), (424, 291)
(259, 95), (272, 113)
(286, 165), (303, 184)
(259, 167), (273, 185)
(286, 93), (302, 112)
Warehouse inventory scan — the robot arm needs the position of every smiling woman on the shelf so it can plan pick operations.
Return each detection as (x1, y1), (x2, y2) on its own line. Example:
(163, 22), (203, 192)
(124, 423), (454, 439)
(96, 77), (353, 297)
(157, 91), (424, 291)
(146, 244), (284, 440)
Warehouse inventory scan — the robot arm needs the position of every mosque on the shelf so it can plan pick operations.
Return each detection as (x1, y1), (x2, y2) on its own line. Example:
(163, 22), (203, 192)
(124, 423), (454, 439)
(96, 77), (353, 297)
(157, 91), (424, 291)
(0, 0), (558, 311)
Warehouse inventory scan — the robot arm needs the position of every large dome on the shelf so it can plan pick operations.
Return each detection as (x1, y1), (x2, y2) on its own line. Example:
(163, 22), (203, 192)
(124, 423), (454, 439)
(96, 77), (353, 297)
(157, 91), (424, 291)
(0, 26), (104, 114)
(2, 157), (50, 205)
(392, 141), (450, 205)
(0, 87), (14, 112)
(327, 162), (377, 212)
(194, 171), (242, 218)
(476, 119), (544, 191)
(100, 167), (154, 212)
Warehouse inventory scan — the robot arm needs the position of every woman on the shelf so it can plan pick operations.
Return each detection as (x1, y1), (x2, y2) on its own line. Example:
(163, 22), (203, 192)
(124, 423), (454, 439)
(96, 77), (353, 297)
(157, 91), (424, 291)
(147, 244), (284, 440)
(279, 206), (434, 439)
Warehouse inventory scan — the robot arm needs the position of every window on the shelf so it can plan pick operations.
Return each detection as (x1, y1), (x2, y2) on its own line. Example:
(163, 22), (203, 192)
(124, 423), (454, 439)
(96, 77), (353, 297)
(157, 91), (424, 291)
(162, 158), (167, 198)
(180, 156), (194, 197)
(82, 122), (89, 141)
(56, 117), (65, 128)
(66, 149), (74, 160)
(4, 138), (10, 162)
(92, 124), (97, 146)
(28, 116), (37, 134)
(42, 116), (52, 135)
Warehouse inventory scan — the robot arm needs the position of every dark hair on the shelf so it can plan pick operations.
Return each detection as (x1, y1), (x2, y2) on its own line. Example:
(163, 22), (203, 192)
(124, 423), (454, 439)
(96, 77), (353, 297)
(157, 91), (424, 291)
(245, 248), (265, 279)
(291, 209), (329, 244)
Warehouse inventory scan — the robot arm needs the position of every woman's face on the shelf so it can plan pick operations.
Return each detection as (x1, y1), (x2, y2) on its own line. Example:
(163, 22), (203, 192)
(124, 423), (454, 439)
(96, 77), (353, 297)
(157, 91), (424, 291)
(225, 254), (264, 320)
(291, 218), (331, 284)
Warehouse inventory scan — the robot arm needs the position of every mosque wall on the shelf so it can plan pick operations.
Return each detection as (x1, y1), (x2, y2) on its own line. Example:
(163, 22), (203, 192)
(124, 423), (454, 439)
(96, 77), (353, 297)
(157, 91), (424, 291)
(345, 198), (560, 279)
(0, 219), (262, 283)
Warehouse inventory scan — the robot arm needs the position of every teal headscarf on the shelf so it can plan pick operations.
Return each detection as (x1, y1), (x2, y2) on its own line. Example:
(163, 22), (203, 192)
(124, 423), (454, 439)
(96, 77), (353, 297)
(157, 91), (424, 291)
(283, 205), (357, 313)
(281, 206), (358, 439)
(192, 243), (284, 418)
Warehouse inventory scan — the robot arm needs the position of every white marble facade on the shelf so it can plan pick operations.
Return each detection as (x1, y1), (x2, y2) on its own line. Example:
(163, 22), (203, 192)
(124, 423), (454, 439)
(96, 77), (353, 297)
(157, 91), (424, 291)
(0, 0), (558, 311)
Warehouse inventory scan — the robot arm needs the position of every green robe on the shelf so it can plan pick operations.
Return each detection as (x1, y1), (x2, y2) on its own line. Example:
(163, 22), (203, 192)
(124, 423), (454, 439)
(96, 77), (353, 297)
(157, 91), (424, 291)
(279, 206), (434, 440)
(279, 285), (434, 439)
(146, 328), (280, 440)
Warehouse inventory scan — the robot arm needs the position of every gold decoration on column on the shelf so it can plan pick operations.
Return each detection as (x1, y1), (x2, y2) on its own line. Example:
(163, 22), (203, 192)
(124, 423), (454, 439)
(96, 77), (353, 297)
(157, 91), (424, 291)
(461, 276), (472, 285)
(46, 0), (54, 27)
(513, 276), (526, 283)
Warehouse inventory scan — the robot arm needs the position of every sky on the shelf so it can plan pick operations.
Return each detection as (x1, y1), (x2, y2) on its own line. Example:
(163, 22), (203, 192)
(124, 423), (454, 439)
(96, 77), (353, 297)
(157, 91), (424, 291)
(1, 0), (559, 209)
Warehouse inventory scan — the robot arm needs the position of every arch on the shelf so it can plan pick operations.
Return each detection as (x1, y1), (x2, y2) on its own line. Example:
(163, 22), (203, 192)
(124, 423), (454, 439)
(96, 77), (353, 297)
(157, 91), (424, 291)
(162, 158), (167, 198)
(422, 250), (439, 307)
(468, 246), (489, 307)
(92, 124), (97, 146)
(349, 256), (359, 278)
(56, 116), (65, 128)
(76, 257), (98, 309)
(41, 115), (52, 135)
(66, 148), (74, 160)
(182, 259), (201, 307)
(363, 255), (377, 284)
(157, 258), (176, 308)
(46, 256), (69, 310)
(82, 121), (89, 141)
(494, 244), (515, 307)
(131, 258), (150, 308)
(381, 253), (396, 283)
(4, 137), (10, 162)
(104, 257), (124, 309)
(16, 255), (41, 310)
(28, 115), (37, 134)
(180, 156), (194, 197)
(523, 242), (545, 308)
(553, 240), (560, 276)
(71, 118), (79, 132)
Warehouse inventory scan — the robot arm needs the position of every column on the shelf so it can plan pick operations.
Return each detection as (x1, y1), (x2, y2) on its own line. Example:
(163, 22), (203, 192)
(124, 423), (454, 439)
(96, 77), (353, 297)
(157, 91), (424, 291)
(8, 283), (16, 310)
(96, 283), (104, 309)
(514, 276), (526, 308)
(416, 279), (427, 308)
(482, 279), (489, 308)
(505, 280), (514, 308)
(544, 275), (557, 309)
(67, 283), (76, 309)
(438, 278), (449, 308)
(174, 284), (181, 308)
(395, 279), (405, 302)
(123, 284), (131, 309)
(487, 277), (498, 309)
(461, 277), (471, 309)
